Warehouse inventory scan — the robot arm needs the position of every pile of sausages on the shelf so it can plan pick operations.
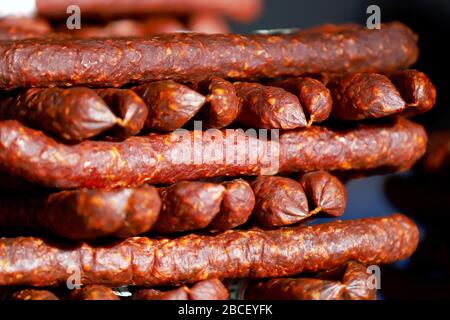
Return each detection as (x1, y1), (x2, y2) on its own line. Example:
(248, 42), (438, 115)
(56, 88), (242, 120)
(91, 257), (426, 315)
(0, 8), (436, 300)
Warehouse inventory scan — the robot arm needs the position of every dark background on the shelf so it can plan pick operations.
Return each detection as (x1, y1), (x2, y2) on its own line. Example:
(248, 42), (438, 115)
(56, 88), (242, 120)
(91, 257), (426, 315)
(234, 0), (450, 299)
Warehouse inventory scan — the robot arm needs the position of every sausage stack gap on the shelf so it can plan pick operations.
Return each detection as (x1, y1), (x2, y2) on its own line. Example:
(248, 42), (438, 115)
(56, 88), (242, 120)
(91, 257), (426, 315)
(0, 10), (436, 300)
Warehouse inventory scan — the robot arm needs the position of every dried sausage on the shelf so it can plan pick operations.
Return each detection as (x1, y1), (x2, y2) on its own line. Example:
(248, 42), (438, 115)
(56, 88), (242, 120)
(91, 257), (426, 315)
(70, 285), (119, 300)
(0, 87), (118, 141)
(390, 69), (437, 116)
(209, 179), (255, 230)
(234, 82), (307, 129)
(299, 170), (346, 217)
(0, 117), (426, 189)
(187, 14), (230, 34)
(133, 80), (206, 131)
(0, 22), (418, 89)
(0, 214), (418, 286)
(252, 176), (309, 227)
(269, 77), (332, 126)
(245, 261), (376, 300)
(153, 181), (225, 234)
(133, 287), (189, 300)
(95, 88), (148, 138)
(0, 186), (161, 240)
(11, 289), (59, 300)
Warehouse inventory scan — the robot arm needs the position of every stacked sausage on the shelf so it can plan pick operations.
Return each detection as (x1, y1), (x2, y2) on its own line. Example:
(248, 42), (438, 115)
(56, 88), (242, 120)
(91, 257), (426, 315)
(0, 20), (435, 300)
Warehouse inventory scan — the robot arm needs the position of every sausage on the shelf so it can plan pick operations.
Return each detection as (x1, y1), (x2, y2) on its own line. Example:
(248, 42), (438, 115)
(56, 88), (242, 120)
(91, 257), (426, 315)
(133, 287), (189, 300)
(299, 170), (346, 217)
(245, 261), (376, 300)
(0, 22), (418, 89)
(11, 289), (59, 300)
(0, 17), (51, 40)
(133, 80), (206, 131)
(328, 73), (407, 120)
(0, 87), (118, 141)
(95, 88), (148, 138)
(420, 131), (450, 174)
(187, 13), (230, 34)
(196, 77), (240, 129)
(327, 70), (436, 120)
(70, 285), (120, 300)
(133, 279), (228, 300)
(234, 82), (307, 129)
(269, 77), (332, 126)
(209, 179), (255, 230)
(0, 117), (426, 189)
(389, 69), (437, 117)
(189, 278), (229, 300)
(153, 181), (225, 234)
(252, 176), (309, 227)
(142, 17), (186, 34)
(0, 186), (161, 240)
(36, 0), (262, 22)
(0, 214), (418, 286)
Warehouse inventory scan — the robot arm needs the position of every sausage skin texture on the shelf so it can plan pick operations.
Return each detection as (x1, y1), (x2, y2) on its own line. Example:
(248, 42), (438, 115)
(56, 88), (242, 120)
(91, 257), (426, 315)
(269, 77), (332, 126)
(299, 171), (346, 216)
(11, 289), (59, 300)
(389, 69), (437, 116)
(245, 261), (376, 300)
(95, 88), (148, 138)
(0, 186), (161, 240)
(0, 118), (426, 189)
(197, 77), (240, 129)
(0, 214), (419, 286)
(153, 181), (225, 234)
(70, 285), (119, 300)
(209, 179), (255, 230)
(0, 87), (118, 141)
(234, 82), (307, 129)
(133, 279), (228, 300)
(133, 80), (206, 131)
(0, 22), (417, 89)
(252, 176), (309, 227)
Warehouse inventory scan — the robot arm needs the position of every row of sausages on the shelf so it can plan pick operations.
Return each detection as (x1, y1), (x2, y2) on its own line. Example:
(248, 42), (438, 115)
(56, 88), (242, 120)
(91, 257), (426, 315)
(0, 214), (418, 287)
(0, 117), (427, 189)
(0, 70), (435, 142)
(0, 172), (346, 239)
(9, 261), (376, 300)
(0, 22), (418, 89)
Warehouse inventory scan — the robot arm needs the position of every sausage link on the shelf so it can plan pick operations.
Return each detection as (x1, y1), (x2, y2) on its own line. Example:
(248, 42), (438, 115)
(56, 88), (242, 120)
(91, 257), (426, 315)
(420, 131), (450, 173)
(299, 170), (346, 217)
(0, 87), (118, 141)
(70, 285), (120, 300)
(153, 181), (225, 234)
(133, 279), (228, 300)
(11, 289), (59, 300)
(95, 88), (148, 138)
(0, 186), (161, 240)
(389, 69), (437, 116)
(252, 176), (309, 227)
(209, 179), (255, 230)
(269, 77), (332, 126)
(187, 14), (230, 34)
(196, 77), (240, 129)
(234, 82), (307, 129)
(133, 287), (189, 300)
(133, 80), (206, 131)
(0, 214), (418, 286)
(245, 261), (376, 300)
(0, 22), (417, 89)
(0, 117), (426, 189)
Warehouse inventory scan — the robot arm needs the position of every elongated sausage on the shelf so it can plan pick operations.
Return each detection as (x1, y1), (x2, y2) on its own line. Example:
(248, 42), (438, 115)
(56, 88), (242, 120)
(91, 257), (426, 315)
(234, 82), (307, 129)
(11, 289), (59, 300)
(70, 285), (120, 300)
(0, 22), (418, 89)
(0, 117), (426, 189)
(0, 186), (161, 240)
(0, 214), (418, 286)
